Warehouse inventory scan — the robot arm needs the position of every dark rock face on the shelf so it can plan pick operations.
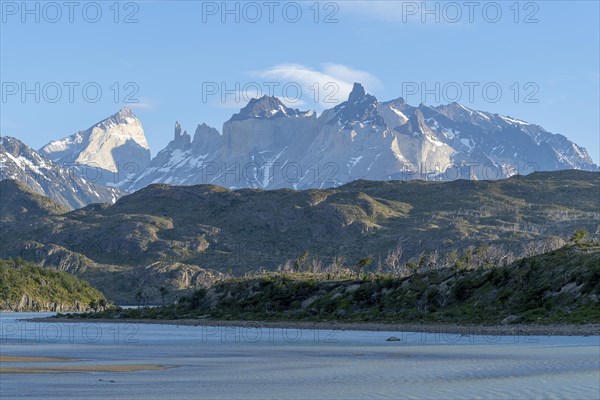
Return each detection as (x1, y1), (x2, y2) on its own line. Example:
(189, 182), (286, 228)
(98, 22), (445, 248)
(173, 121), (192, 149)
(3, 294), (87, 312)
(192, 123), (222, 154)
(348, 82), (366, 101)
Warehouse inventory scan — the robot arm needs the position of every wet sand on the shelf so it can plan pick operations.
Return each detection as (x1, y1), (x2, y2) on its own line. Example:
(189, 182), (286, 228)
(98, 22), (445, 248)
(0, 354), (173, 374)
(0, 355), (76, 363)
(1, 365), (171, 374)
(27, 317), (600, 336)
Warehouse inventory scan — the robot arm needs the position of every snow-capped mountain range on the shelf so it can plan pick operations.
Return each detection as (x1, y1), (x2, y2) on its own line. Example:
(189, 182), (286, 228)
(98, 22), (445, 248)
(123, 83), (597, 191)
(0, 136), (123, 209)
(1, 82), (597, 208)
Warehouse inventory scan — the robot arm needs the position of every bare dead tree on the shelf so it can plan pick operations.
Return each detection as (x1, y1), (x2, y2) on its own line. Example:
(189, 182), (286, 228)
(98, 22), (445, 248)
(309, 257), (323, 274)
(325, 255), (345, 280)
(424, 250), (439, 271)
(384, 242), (404, 276)
(277, 259), (294, 274)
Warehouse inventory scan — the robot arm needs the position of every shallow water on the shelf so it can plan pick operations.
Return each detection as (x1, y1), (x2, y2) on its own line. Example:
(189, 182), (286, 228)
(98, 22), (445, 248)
(1, 312), (599, 399)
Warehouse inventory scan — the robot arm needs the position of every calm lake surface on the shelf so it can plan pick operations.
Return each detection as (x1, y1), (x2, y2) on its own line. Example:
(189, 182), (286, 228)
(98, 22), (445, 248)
(1, 312), (599, 399)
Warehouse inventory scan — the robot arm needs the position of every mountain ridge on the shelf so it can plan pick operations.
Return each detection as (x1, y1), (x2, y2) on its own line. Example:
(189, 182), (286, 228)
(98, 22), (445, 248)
(0, 136), (124, 209)
(1, 169), (597, 302)
(117, 83), (597, 192)
(6, 83), (598, 200)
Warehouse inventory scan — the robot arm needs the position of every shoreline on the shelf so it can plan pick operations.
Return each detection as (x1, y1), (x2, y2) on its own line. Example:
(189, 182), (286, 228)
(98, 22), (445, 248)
(25, 317), (600, 336)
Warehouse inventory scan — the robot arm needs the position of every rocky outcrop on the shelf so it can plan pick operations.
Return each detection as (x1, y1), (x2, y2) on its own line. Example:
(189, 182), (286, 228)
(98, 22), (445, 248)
(138, 262), (224, 290)
(1, 294), (90, 312)
(173, 121), (191, 149)
(3, 239), (225, 304)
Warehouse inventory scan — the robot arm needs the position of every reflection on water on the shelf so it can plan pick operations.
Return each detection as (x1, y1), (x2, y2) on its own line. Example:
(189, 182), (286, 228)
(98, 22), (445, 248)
(1, 312), (599, 400)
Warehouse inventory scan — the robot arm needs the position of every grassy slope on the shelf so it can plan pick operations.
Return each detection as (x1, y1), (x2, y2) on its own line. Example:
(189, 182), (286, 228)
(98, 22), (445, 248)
(86, 244), (600, 324)
(0, 258), (107, 311)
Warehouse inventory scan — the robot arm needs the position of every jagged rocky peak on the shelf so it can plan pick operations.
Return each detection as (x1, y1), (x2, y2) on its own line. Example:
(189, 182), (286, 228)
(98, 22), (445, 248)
(191, 123), (222, 154)
(415, 103), (442, 120)
(173, 121), (191, 149)
(347, 82), (378, 105)
(329, 82), (384, 128)
(104, 106), (139, 126)
(1, 136), (50, 168)
(377, 97), (412, 129)
(229, 95), (312, 121)
(381, 96), (410, 112)
(194, 123), (220, 138)
(1, 136), (23, 152)
(435, 102), (477, 121)
(84, 107), (144, 135)
(389, 96), (406, 105)
(413, 107), (426, 121)
(39, 107), (151, 184)
(348, 82), (366, 102)
(60, 87), (597, 193)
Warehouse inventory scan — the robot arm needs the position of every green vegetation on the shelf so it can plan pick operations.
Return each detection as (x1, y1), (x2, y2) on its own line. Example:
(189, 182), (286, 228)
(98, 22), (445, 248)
(571, 228), (589, 244)
(0, 258), (108, 312)
(81, 243), (600, 324)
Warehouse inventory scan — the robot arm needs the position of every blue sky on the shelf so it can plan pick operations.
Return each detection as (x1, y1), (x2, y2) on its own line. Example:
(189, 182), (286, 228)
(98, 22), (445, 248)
(1, 0), (599, 163)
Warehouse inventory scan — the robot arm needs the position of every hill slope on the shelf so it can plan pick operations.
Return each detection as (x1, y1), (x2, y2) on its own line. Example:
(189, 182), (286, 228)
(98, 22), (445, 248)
(0, 258), (107, 312)
(1, 170), (598, 303)
(0, 179), (68, 221)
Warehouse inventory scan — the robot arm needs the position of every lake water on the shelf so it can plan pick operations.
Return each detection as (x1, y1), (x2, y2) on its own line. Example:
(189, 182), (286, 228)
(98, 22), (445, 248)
(1, 312), (599, 399)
